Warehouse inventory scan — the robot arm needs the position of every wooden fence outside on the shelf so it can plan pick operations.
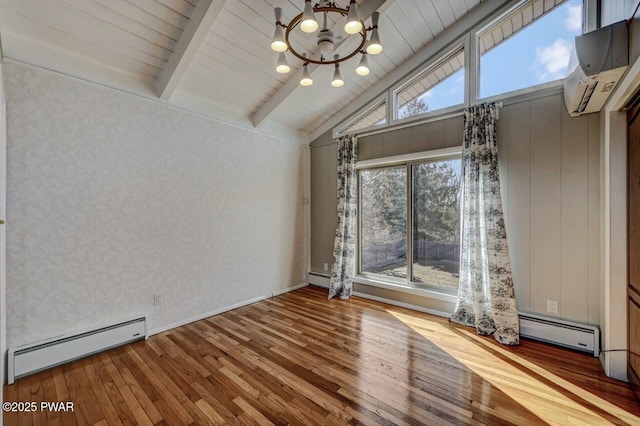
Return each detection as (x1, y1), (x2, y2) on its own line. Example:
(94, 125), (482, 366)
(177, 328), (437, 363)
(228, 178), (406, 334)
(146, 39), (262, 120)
(362, 240), (459, 270)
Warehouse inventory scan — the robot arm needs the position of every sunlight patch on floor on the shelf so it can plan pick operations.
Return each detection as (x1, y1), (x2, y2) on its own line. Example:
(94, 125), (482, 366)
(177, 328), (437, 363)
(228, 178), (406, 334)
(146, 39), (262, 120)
(386, 309), (634, 426)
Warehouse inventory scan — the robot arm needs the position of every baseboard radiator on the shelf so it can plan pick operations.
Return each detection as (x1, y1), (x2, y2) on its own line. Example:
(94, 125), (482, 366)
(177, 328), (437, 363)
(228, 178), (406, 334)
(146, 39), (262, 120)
(519, 313), (599, 357)
(8, 316), (147, 384)
(308, 272), (330, 288)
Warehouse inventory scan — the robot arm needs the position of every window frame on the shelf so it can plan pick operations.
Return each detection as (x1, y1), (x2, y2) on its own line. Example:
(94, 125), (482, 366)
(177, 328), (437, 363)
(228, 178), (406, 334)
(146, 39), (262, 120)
(332, 0), (589, 139)
(392, 44), (466, 124)
(474, 0), (583, 101)
(333, 94), (388, 138)
(356, 147), (462, 294)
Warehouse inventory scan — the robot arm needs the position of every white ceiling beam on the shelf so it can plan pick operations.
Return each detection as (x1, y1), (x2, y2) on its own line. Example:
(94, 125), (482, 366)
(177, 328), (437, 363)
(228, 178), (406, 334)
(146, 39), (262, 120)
(251, 0), (394, 128)
(306, 0), (514, 143)
(156, 0), (227, 100)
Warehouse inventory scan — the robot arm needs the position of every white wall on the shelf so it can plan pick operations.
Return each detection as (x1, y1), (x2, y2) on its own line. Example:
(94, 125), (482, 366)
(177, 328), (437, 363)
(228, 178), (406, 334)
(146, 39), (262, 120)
(4, 61), (309, 348)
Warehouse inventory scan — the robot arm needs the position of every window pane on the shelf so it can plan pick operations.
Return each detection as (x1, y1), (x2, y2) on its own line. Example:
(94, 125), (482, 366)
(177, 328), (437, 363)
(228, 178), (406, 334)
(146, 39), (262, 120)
(479, 0), (583, 98)
(344, 102), (386, 133)
(397, 50), (464, 119)
(412, 160), (461, 290)
(360, 167), (407, 279)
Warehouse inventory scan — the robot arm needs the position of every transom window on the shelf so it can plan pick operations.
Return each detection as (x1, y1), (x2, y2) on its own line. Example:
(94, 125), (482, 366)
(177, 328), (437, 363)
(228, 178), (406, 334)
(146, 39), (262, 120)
(395, 49), (465, 120)
(359, 155), (461, 292)
(479, 0), (583, 99)
(334, 0), (585, 138)
(343, 99), (386, 133)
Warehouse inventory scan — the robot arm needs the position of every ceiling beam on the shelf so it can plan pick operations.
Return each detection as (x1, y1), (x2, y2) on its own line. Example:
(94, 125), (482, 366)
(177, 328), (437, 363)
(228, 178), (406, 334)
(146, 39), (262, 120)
(306, 0), (514, 143)
(251, 0), (393, 128)
(156, 0), (227, 100)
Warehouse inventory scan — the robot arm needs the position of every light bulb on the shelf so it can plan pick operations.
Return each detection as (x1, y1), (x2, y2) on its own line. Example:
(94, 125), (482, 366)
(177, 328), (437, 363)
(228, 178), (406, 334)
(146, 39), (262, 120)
(356, 54), (369, 76)
(344, 0), (363, 34)
(300, 0), (318, 33)
(366, 29), (383, 55)
(332, 63), (344, 87)
(367, 12), (382, 55)
(300, 64), (313, 86)
(276, 52), (290, 74)
(271, 25), (287, 52)
(271, 8), (288, 52)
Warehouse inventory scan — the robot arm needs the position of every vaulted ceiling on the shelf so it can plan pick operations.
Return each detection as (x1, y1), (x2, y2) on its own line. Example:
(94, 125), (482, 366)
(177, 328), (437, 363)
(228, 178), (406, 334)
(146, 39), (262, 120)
(0, 0), (486, 142)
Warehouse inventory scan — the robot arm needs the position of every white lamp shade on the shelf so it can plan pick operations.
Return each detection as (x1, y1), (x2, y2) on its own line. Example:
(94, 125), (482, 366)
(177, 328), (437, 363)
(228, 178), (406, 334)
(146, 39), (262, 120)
(300, 64), (313, 86)
(276, 52), (290, 73)
(300, 1), (318, 33)
(366, 29), (383, 55)
(356, 54), (370, 76)
(271, 25), (287, 52)
(332, 67), (344, 87)
(344, 1), (363, 34)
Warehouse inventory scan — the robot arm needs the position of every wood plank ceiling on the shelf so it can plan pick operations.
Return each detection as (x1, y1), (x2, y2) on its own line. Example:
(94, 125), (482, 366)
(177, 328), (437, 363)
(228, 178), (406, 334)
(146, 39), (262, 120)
(0, 0), (483, 141)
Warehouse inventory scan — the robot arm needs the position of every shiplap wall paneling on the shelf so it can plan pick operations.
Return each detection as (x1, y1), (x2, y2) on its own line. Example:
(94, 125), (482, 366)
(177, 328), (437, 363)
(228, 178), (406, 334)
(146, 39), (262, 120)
(424, 120), (448, 152)
(587, 113), (600, 325)
(382, 127), (413, 158)
(560, 101), (589, 322)
(506, 101), (532, 313)
(529, 95), (563, 317)
(496, 101), (510, 227)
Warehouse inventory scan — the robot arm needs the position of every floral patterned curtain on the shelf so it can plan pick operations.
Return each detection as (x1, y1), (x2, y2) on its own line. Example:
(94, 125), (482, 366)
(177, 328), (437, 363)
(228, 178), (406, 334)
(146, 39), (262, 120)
(450, 103), (520, 345)
(329, 135), (357, 300)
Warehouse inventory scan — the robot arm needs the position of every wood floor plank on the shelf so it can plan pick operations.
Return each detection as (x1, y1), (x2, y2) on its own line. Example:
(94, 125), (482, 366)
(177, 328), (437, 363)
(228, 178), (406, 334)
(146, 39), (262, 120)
(4, 286), (640, 425)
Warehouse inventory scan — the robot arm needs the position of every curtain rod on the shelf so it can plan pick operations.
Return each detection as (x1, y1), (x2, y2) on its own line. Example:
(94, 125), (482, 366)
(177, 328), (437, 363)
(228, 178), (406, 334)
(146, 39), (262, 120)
(356, 101), (505, 139)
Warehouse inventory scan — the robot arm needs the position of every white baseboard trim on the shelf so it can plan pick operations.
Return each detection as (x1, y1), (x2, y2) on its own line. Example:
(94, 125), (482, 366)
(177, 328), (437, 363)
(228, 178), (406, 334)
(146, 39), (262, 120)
(308, 272), (330, 288)
(353, 291), (451, 318)
(272, 283), (308, 297)
(148, 295), (266, 336)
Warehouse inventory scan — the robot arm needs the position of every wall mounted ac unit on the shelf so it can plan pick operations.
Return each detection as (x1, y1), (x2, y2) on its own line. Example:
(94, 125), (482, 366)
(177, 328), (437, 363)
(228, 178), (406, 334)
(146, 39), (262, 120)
(564, 20), (629, 117)
(519, 313), (600, 357)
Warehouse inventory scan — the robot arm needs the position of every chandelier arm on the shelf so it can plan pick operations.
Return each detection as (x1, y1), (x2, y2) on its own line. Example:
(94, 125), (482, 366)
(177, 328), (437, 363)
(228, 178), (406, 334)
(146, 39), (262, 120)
(284, 6), (367, 66)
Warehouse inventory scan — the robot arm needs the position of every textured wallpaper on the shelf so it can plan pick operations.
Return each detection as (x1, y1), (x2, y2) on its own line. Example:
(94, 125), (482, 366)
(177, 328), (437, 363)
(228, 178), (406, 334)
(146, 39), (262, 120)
(4, 62), (309, 347)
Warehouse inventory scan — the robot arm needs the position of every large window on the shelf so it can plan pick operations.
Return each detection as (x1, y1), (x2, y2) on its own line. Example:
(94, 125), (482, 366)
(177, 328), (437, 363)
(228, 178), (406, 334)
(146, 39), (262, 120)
(359, 155), (461, 291)
(360, 166), (407, 279)
(334, 0), (586, 139)
(479, 0), (583, 98)
(411, 160), (460, 290)
(395, 49), (465, 120)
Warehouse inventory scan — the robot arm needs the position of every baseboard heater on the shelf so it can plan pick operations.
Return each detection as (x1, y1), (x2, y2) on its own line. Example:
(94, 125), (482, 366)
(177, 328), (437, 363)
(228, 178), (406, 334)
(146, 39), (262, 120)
(8, 316), (147, 384)
(519, 312), (599, 357)
(308, 272), (330, 288)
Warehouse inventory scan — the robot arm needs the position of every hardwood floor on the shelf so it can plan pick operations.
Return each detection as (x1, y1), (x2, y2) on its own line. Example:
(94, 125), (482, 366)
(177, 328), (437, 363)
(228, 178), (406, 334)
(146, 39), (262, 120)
(4, 285), (640, 425)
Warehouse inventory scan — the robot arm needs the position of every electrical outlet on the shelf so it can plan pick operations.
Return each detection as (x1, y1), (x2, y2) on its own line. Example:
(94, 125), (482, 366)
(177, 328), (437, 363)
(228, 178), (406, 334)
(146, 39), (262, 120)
(323, 263), (329, 272)
(153, 293), (163, 306)
(547, 299), (558, 313)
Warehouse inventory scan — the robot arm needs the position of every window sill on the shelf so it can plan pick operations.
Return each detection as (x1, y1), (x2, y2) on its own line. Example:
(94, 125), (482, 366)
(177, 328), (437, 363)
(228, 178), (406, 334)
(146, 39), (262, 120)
(352, 276), (458, 304)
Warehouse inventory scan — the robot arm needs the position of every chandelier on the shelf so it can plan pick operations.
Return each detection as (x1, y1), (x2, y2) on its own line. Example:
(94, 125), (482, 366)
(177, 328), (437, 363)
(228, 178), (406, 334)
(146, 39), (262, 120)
(270, 1), (383, 87)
